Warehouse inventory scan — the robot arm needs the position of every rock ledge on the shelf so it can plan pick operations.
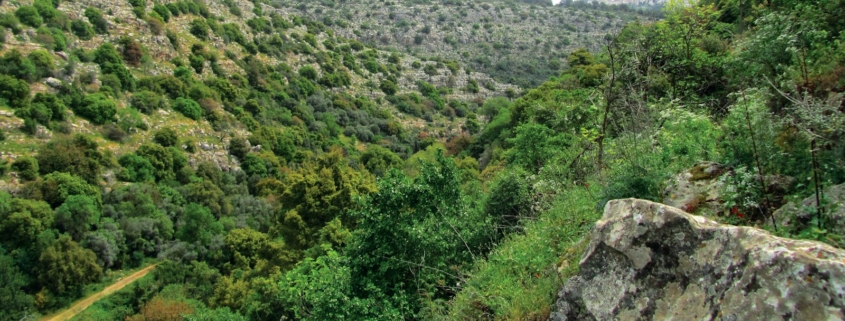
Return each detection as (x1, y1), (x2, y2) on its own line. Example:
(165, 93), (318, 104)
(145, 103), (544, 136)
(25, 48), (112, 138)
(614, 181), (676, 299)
(552, 198), (845, 321)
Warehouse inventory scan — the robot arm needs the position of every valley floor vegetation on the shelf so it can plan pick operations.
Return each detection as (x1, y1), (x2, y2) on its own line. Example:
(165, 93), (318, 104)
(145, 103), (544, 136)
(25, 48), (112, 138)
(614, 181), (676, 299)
(0, 0), (844, 320)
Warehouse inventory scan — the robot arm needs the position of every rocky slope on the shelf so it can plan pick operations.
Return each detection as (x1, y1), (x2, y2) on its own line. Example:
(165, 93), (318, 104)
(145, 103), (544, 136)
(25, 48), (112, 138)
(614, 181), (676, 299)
(273, 0), (648, 88)
(553, 198), (845, 320)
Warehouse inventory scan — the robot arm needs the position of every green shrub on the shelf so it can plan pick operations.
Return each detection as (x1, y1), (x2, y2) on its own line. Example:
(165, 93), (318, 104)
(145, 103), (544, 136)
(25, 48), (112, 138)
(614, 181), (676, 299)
(117, 153), (155, 182)
(153, 3), (171, 22)
(0, 49), (37, 82)
(11, 156), (39, 181)
(130, 90), (167, 114)
(190, 18), (209, 41)
(36, 134), (107, 184)
(0, 74), (31, 108)
(75, 93), (116, 124)
(84, 7), (108, 34)
(153, 127), (178, 147)
(173, 97), (202, 120)
(28, 49), (53, 79)
(15, 6), (42, 28)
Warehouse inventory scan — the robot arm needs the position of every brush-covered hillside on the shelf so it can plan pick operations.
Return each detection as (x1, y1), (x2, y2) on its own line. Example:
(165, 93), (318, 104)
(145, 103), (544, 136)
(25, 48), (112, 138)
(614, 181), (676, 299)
(1, 0), (844, 320)
(277, 0), (654, 88)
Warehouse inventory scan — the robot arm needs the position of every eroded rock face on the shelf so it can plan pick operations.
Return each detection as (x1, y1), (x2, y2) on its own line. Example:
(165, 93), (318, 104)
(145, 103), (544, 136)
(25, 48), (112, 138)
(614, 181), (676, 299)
(551, 199), (845, 321)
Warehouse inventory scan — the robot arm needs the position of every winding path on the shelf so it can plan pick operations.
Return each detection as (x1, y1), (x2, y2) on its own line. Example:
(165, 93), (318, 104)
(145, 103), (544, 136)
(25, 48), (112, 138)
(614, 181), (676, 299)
(41, 264), (157, 321)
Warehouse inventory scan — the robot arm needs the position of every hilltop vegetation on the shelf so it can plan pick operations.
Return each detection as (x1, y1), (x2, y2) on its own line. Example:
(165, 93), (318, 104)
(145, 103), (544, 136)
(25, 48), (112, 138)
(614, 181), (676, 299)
(0, 0), (844, 320)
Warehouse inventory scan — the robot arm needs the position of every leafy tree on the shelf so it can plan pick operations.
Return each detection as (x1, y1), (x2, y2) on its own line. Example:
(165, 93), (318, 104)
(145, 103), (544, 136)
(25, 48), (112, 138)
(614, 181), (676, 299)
(136, 143), (175, 182)
(81, 219), (124, 269)
(118, 153), (155, 182)
(361, 145), (402, 177)
(35, 172), (103, 210)
(184, 179), (231, 218)
(298, 65), (318, 81)
(0, 248), (34, 321)
(177, 203), (223, 245)
(277, 148), (375, 252)
(505, 123), (572, 173)
(346, 151), (495, 316)
(0, 74), (30, 108)
(11, 156), (38, 181)
(54, 194), (101, 241)
(31, 92), (66, 121)
(152, 4), (171, 22)
(0, 193), (53, 248)
(84, 7), (108, 34)
(15, 6), (42, 28)
(36, 134), (107, 184)
(228, 137), (250, 161)
(37, 234), (102, 295)
(240, 153), (267, 178)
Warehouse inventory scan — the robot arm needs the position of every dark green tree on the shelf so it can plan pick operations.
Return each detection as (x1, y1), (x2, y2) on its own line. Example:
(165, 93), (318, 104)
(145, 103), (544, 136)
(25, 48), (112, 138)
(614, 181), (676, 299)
(37, 234), (102, 295)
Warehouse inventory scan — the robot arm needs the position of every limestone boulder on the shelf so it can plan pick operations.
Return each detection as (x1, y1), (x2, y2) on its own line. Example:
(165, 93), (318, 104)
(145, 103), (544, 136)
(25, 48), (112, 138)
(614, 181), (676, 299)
(551, 198), (845, 321)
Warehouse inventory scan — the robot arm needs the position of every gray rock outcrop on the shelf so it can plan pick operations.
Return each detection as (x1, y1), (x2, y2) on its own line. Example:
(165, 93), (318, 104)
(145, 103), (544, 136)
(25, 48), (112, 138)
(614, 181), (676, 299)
(551, 198), (845, 321)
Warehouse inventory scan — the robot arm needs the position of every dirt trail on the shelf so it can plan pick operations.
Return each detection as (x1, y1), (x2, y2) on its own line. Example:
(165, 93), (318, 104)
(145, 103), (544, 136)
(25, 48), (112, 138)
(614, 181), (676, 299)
(41, 264), (157, 321)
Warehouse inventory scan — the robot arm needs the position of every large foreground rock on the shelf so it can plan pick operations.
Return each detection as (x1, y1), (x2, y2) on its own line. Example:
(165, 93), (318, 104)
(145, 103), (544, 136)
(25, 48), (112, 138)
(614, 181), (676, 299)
(551, 199), (845, 321)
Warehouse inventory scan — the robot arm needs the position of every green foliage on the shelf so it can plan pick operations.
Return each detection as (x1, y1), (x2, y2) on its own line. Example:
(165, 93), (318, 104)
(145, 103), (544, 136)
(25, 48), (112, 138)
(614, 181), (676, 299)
(0, 74), (30, 108)
(15, 6), (42, 28)
(0, 248), (35, 321)
(153, 127), (179, 147)
(36, 171), (102, 209)
(505, 123), (573, 173)
(361, 145), (402, 177)
(0, 49), (37, 82)
(278, 148), (375, 252)
(447, 187), (600, 319)
(28, 49), (53, 79)
(173, 97), (203, 120)
(54, 194), (101, 241)
(70, 19), (94, 40)
(379, 79), (398, 95)
(190, 18), (210, 41)
(36, 134), (107, 184)
(11, 156), (38, 181)
(37, 234), (102, 295)
(117, 153), (155, 182)
(84, 7), (108, 34)
(136, 143), (175, 182)
(177, 203), (223, 245)
(347, 151), (496, 316)
(130, 90), (167, 114)
(75, 93), (117, 124)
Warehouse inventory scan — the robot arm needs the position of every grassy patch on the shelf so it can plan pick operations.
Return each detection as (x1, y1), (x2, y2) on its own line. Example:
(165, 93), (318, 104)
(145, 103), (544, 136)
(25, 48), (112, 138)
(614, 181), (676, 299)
(441, 184), (601, 320)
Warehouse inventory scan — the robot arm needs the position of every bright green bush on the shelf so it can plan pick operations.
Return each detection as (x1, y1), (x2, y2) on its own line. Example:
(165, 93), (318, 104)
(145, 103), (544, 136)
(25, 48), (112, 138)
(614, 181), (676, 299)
(76, 93), (117, 124)
(173, 97), (203, 120)
(15, 6), (42, 28)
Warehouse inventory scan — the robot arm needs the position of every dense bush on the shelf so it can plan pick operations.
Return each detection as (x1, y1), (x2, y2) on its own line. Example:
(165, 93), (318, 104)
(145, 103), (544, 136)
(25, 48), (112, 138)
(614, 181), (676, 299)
(173, 97), (203, 120)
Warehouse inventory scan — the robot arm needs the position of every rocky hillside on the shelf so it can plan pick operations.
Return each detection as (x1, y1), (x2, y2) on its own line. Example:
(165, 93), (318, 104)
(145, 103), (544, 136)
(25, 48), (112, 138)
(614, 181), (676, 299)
(274, 0), (649, 88)
(0, 0), (517, 177)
